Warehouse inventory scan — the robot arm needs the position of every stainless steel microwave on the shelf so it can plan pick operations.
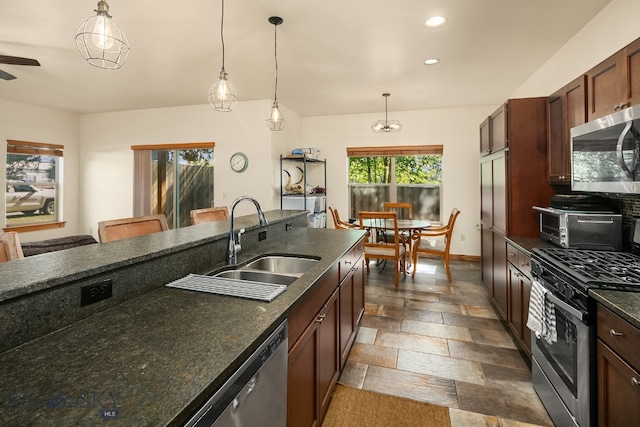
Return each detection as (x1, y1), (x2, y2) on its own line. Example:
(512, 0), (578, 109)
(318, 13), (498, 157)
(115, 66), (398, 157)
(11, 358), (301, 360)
(570, 104), (640, 193)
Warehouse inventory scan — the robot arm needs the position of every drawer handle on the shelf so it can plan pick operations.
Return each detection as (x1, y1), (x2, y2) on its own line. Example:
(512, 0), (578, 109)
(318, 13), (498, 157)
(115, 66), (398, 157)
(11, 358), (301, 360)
(610, 329), (624, 337)
(508, 253), (517, 258)
(344, 260), (352, 265)
(521, 262), (530, 267)
(632, 377), (639, 388)
(315, 314), (326, 324)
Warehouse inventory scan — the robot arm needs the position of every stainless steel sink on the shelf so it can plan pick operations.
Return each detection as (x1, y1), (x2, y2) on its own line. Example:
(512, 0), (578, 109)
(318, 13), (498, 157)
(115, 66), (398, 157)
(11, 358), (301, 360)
(213, 269), (298, 286)
(242, 255), (319, 276)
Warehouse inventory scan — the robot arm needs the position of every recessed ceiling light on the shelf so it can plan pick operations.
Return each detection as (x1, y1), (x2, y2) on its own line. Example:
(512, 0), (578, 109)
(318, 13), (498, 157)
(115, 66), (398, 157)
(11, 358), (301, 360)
(425, 16), (447, 27)
(424, 58), (440, 65)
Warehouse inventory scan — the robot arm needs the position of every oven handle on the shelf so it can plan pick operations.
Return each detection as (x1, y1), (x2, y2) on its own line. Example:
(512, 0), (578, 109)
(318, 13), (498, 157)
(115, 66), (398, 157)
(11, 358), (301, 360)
(544, 290), (585, 321)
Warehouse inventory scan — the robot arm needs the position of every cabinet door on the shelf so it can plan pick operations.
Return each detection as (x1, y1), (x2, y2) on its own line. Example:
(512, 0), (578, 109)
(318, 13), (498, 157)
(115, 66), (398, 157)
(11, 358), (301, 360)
(492, 232), (508, 321)
(353, 255), (365, 326)
(480, 159), (493, 225)
(288, 320), (320, 427)
(587, 51), (624, 121)
(490, 104), (507, 151)
(626, 37), (640, 110)
(318, 290), (339, 422)
(480, 117), (491, 155)
(481, 224), (493, 294)
(546, 92), (565, 183)
(339, 270), (355, 367)
(597, 340), (640, 427)
(492, 154), (506, 234)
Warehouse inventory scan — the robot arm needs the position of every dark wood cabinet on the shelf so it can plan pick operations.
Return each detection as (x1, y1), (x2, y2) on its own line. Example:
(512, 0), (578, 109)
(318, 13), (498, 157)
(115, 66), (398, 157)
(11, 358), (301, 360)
(547, 75), (587, 184)
(479, 103), (507, 156)
(479, 98), (554, 321)
(506, 243), (532, 357)
(287, 237), (366, 427)
(587, 36), (640, 121)
(480, 117), (490, 155)
(596, 304), (640, 427)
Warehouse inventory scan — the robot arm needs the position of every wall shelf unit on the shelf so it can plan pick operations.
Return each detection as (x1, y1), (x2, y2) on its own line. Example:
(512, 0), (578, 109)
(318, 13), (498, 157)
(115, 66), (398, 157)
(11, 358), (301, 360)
(280, 155), (327, 228)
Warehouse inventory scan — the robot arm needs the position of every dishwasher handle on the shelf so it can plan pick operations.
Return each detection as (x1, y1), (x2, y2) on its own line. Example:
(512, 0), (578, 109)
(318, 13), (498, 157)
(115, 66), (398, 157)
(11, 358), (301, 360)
(232, 372), (259, 410)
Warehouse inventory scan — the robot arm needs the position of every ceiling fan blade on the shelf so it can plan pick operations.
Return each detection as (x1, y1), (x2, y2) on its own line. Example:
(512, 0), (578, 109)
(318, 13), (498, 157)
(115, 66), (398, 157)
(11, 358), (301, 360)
(0, 69), (17, 80)
(0, 55), (40, 66)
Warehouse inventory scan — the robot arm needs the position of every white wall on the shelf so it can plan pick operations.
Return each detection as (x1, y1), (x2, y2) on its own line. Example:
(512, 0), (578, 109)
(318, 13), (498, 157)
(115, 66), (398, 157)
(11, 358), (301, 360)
(0, 99), (81, 242)
(78, 100), (303, 237)
(302, 106), (492, 257)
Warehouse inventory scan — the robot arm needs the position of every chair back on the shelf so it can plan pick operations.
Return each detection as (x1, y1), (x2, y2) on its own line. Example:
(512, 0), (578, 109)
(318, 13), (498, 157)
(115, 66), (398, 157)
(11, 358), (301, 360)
(190, 206), (229, 225)
(442, 208), (460, 248)
(0, 232), (24, 262)
(383, 202), (413, 220)
(358, 211), (402, 249)
(329, 205), (356, 229)
(98, 214), (169, 243)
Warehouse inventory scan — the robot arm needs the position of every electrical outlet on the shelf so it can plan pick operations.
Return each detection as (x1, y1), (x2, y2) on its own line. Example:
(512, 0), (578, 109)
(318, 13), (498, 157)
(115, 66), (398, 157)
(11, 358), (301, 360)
(81, 279), (113, 307)
(259, 230), (267, 241)
(285, 223), (292, 231)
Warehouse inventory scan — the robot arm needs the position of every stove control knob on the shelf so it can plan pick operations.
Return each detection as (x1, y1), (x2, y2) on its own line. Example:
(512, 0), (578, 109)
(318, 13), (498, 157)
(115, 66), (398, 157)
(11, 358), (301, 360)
(565, 287), (576, 299)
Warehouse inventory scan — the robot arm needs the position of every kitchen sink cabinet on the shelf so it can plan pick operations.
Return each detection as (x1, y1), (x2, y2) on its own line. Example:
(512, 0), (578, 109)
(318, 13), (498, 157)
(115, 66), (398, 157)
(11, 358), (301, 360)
(479, 98), (553, 322)
(546, 75), (587, 184)
(587, 36), (640, 121)
(506, 243), (532, 357)
(596, 304), (640, 427)
(287, 236), (366, 427)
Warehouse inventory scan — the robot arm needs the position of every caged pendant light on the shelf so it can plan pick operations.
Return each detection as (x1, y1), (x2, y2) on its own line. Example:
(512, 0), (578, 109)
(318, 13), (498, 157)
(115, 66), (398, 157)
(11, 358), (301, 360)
(75, 0), (130, 69)
(208, 0), (237, 111)
(266, 16), (285, 131)
(372, 93), (402, 133)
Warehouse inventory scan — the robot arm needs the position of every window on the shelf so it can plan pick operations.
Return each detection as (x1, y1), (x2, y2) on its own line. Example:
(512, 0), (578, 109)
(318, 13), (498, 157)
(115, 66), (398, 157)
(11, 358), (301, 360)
(132, 143), (215, 229)
(5, 140), (63, 231)
(347, 145), (442, 221)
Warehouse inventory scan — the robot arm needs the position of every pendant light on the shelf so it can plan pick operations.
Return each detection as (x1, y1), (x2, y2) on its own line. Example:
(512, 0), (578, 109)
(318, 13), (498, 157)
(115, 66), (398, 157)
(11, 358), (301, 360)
(372, 93), (402, 133)
(75, 0), (130, 69)
(208, 0), (237, 111)
(267, 16), (285, 131)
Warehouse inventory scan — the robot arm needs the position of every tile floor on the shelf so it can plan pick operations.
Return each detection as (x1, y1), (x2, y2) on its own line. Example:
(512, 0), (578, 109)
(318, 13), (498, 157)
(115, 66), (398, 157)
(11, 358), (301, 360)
(335, 257), (555, 427)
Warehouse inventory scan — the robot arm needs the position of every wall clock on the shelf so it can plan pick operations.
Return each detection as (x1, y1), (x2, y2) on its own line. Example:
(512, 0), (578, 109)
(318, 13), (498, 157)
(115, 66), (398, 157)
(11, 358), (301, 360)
(230, 152), (248, 173)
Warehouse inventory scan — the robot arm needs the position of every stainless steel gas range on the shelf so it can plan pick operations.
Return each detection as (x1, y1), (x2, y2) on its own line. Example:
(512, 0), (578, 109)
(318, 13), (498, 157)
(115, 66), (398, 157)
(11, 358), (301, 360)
(530, 247), (640, 427)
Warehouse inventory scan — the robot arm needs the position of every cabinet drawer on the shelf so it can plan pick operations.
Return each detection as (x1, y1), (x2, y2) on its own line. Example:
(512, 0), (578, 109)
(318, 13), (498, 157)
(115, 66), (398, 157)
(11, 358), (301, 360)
(597, 304), (640, 370)
(517, 252), (531, 279)
(507, 244), (519, 266)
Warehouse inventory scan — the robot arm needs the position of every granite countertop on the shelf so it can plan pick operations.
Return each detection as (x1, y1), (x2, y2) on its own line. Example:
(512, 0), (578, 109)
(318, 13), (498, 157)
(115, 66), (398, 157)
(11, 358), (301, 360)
(506, 236), (557, 256)
(0, 227), (366, 426)
(590, 289), (640, 329)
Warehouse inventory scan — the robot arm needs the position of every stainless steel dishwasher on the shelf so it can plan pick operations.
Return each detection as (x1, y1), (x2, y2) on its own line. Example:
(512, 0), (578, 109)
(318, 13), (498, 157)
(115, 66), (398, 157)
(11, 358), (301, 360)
(184, 320), (288, 427)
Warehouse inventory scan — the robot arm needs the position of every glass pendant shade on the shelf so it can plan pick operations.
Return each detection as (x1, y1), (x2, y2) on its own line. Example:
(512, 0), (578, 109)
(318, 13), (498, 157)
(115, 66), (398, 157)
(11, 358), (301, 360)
(267, 16), (285, 131)
(267, 100), (286, 131)
(372, 93), (402, 133)
(75, 0), (129, 69)
(209, 0), (237, 111)
(209, 70), (237, 111)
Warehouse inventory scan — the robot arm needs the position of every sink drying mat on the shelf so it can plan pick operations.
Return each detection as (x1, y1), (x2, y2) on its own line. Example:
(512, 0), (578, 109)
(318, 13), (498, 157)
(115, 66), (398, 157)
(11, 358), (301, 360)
(165, 274), (287, 302)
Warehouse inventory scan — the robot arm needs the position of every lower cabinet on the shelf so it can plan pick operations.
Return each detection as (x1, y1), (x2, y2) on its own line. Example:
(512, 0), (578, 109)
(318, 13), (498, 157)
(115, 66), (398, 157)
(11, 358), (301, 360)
(596, 304), (640, 427)
(506, 242), (533, 357)
(287, 237), (365, 427)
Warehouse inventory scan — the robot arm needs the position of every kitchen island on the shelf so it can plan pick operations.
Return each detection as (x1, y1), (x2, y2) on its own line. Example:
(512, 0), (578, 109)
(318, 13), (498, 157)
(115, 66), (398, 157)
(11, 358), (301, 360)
(0, 211), (366, 426)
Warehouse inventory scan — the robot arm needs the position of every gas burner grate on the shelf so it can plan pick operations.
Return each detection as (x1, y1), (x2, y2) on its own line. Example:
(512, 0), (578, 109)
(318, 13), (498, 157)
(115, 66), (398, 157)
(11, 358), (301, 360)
(535, 248), (640, 290)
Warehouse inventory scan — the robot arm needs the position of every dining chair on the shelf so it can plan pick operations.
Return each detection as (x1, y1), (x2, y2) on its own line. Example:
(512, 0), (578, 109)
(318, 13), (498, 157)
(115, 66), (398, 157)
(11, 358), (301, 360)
(358, 210), (407, 287)
(411, 208), (460, 280)
(383, 201), (413, 248)
(98, 214), (169, 243)
(190, 206), (229, 225)
(0, 231), (24, 262)
(329, 205), (358, 230)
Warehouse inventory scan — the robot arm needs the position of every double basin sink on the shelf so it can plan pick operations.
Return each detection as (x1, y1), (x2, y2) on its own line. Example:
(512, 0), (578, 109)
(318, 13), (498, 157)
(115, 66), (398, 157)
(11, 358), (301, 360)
(209, 254), (320, 286)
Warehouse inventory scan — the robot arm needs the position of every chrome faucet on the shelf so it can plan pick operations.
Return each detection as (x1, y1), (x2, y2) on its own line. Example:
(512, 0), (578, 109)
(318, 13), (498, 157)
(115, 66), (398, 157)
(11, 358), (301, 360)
(228, 196), (268, 264)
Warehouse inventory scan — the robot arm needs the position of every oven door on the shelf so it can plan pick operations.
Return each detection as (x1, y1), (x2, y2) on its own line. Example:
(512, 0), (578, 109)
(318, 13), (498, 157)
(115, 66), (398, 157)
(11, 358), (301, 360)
(531, 290), (594, 427)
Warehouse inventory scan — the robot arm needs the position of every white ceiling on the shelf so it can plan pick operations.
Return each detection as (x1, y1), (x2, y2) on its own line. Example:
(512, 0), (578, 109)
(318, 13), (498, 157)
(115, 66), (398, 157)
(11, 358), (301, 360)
(0, 0), (612, 117)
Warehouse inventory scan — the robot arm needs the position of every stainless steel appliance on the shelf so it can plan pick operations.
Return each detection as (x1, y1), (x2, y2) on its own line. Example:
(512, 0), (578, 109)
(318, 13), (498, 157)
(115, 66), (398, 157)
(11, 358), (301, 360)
(184, 320), (288, 427)
(533, 206), (622, 250)
(571, 104), (640, 193)
(530, 248), (640, 427)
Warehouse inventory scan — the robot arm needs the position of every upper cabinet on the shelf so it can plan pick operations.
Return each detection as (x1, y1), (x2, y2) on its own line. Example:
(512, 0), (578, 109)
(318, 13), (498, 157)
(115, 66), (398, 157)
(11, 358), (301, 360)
(587, 37), (640, 121)
(480, 102), (507, 156)
(546, 75), (587, 184)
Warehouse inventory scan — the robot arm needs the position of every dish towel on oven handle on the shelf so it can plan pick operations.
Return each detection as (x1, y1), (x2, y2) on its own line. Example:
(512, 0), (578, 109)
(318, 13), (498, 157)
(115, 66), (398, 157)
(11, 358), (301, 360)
(526, 278), (557, 344)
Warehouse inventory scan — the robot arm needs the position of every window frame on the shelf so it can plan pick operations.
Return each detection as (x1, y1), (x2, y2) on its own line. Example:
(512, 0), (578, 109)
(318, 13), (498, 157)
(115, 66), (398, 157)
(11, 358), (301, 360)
(4, 140), (66, 233)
